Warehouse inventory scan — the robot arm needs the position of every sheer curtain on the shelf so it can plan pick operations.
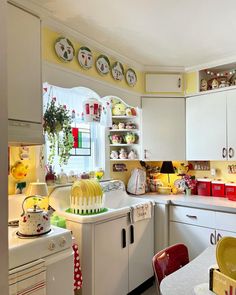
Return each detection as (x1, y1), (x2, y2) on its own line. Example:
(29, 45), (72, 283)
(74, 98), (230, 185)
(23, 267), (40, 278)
(43, 83), (106, 174)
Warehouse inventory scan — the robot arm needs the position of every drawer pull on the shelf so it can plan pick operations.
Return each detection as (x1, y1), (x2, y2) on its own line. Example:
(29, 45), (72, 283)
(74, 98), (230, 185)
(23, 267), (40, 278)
(229, 147), (234, 158)
(222, 147), (227, 158)
(210, 232), (216, 245)
(217, 233), (222, 242)
(186, 214), (197, 219)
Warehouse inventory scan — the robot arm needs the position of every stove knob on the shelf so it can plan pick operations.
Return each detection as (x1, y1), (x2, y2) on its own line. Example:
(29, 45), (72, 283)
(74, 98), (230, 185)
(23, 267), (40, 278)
(48, 241), (56, 251)
(59, 237), (66, 247)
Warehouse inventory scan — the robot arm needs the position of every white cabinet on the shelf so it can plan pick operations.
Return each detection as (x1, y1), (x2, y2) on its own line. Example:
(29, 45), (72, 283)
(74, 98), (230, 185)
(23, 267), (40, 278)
(170, 221), (213, 260)
(7, 4), (42, 123)
(169, 205), (236, 260)
(145, 73), (183, 93)
(94, 217), (128, 295)
(186, 89), (236, 160)
(141, 97), (185, 160)
(128, 217), (154, 291)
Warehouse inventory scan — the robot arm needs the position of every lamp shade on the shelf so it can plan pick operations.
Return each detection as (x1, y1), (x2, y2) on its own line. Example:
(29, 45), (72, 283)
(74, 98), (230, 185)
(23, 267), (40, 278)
(26, 182), (48, 197)
(160, 161), (175, 174)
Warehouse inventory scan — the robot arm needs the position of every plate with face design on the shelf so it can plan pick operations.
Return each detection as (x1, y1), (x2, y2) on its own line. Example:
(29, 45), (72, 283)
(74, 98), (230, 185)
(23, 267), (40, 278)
(78, 46), (93, 69)
(111, 62), (124, 81)
(96, 55), (110, 75)
(125, 68), (137, 87)
(54, 37), (75, 62)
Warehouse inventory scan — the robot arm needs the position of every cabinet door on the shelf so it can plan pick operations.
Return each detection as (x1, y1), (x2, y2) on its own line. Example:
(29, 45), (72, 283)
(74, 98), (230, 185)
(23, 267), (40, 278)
(94, 217), (128, 295)
(169, 221), (214, 260)
(142, 97), (185, 160)
(227, 90), (236, 160)
(128, 216), (154, 292)
(145, 74), (183, 93)
(186, 92), (227, 160)
(7, 4), (42, 123)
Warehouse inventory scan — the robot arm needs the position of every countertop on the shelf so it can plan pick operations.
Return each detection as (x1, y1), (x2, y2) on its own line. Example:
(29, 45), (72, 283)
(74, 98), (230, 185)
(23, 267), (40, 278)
(134, 193), (236, 213)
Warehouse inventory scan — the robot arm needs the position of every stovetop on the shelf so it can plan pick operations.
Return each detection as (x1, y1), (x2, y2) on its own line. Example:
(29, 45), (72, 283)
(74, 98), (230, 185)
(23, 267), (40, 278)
(8, 224), (72, 270)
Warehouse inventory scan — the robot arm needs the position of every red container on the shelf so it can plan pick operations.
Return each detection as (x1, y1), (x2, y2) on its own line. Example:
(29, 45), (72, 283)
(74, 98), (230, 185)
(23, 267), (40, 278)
(225, 183), (236, 201)
(197, 178), (212, 196)
(211, 180), (225, 197)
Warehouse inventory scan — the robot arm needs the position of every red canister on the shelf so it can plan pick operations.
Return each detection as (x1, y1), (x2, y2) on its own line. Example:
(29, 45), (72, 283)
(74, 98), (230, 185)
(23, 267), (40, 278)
(225, 183), (236, 201)
(197, 178), (212, 196)
(211, 180), (225, 197)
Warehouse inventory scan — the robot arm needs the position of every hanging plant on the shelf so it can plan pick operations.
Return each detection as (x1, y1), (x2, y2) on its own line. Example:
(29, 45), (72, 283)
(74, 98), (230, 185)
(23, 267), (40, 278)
(43, 97), (74, 166)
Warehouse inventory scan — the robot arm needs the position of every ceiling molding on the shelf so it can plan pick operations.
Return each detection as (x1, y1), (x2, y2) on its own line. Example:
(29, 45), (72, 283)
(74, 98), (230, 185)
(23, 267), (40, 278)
(144, 65), (185, 73)
(185, 54), (236, 72)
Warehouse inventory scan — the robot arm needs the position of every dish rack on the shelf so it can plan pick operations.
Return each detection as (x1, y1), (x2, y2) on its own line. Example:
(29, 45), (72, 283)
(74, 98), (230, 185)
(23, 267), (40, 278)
(70, 179), (105, 215)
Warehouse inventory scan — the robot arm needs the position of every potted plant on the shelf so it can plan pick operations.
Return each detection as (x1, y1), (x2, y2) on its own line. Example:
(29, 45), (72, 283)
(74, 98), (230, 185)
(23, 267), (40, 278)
(182, 174), (197, 195)
(43, 97), (74, 165)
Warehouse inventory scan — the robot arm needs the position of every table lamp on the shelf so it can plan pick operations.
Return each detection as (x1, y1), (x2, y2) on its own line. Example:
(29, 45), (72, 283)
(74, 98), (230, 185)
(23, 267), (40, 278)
(26, 182), (49, 209)
(160, 161), (175, 186)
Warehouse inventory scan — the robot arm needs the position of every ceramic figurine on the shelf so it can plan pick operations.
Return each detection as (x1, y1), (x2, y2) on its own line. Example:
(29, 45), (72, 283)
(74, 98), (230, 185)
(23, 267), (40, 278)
(200, 79), (208, 91)
(219, 79), (229, 88)
(112, 123), (118, 129)
(110, 150), (119, 159)
(125, 108), (132, 116)
(211, 79), (219, 89)
(110, 134), (122, 144)
(125, 121), (136, 129)
(112, 102), (126, 116)
(118, 122), (125, 129)
(124, 132), (136, 144)
(128, 150), (137, 160)
(119, 148), (128, 159)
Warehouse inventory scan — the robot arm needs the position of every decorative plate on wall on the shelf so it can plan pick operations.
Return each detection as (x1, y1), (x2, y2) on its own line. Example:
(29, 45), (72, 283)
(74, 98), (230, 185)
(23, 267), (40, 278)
(54, 37), (75, 62)
(96, 55), (110, 75)
(78, 46), (93, 69)
(125, 68), (137, 87)
(111, 62), (124, 81)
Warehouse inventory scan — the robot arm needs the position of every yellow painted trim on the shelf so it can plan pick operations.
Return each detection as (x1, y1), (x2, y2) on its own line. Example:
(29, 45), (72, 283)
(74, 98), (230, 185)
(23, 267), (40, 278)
(42, 27), (145, 93)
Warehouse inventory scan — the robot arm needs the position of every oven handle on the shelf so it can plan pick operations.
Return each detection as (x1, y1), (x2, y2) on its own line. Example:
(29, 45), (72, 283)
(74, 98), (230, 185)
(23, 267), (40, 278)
(43, 248), (74, 266)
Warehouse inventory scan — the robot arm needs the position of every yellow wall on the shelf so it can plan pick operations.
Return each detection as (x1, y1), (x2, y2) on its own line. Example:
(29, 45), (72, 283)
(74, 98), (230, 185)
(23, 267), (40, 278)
(111, 160), (236, 188)
(184, 71), (198, 95)
(42, 27), (145, 94)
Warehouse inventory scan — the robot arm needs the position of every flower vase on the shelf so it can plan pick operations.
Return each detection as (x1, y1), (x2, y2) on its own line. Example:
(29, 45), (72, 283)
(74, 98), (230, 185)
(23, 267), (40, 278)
(185, 188), (191, 196)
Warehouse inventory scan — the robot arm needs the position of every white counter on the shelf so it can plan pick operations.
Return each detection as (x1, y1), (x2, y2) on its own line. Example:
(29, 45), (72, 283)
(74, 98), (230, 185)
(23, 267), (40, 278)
(135, 193), (236, 213)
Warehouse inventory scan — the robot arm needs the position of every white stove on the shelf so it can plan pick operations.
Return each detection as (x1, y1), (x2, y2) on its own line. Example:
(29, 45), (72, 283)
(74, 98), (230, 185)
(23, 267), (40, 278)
(8, 225), (72, 270)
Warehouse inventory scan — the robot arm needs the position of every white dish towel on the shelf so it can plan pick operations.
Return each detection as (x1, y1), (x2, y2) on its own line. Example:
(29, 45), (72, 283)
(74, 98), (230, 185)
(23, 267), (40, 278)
(9, 259), (46, 295)
(130, 201), (153, 223)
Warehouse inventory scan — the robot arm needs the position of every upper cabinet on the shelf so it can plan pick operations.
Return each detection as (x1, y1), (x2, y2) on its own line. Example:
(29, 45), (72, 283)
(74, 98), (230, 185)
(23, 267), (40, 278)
(141, 97), (185, 160)
(186, 89), (236, 160)
(7, 4), (42, 123)
(145, 73), (183, 93)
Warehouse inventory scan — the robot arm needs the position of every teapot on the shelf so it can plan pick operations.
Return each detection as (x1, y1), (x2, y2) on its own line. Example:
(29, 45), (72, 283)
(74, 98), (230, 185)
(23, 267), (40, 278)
(18, 196), (55, 236)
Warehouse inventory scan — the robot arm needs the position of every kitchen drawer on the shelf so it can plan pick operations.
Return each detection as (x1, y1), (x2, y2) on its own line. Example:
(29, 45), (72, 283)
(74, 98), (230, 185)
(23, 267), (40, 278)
(215, 211), (236, 233)
(169, 206), (215, 228)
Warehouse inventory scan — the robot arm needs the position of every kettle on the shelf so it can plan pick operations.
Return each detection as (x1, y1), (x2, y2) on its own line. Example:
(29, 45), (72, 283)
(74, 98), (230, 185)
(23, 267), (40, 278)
(18, 196), (55, 236)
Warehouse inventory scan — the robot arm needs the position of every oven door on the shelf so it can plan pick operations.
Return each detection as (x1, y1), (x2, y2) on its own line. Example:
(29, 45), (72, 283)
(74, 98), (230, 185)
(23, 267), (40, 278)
(45, 248), (74, 295)
(9, 259), (46, 295)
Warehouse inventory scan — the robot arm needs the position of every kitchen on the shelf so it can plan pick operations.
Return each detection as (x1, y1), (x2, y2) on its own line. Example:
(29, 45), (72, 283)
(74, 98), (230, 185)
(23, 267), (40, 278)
(2, 0), (236, 295)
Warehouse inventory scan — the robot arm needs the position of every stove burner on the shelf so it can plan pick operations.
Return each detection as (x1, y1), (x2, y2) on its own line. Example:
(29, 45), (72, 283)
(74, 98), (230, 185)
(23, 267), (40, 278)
(8, 220), (19, 227)
(16, 229), (52, 239)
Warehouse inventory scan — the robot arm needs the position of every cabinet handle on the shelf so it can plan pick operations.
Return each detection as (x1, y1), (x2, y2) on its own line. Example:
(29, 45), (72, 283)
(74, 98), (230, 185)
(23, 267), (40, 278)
(144, 149), (147, 159)
(130, 225), (134, 244)
(222, 147), (227, 158)
(178, 78), (181, 88)
(210, 232), (216, 245)
(122, 228), (126, 248)
(229, 147), (234, 158)
(186, 214), (197, 219)
(217, 233), (222, 242)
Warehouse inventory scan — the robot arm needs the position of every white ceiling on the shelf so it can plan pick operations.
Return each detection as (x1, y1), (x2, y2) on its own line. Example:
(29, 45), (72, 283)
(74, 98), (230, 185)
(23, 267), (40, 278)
(27, 0), (236, 69)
